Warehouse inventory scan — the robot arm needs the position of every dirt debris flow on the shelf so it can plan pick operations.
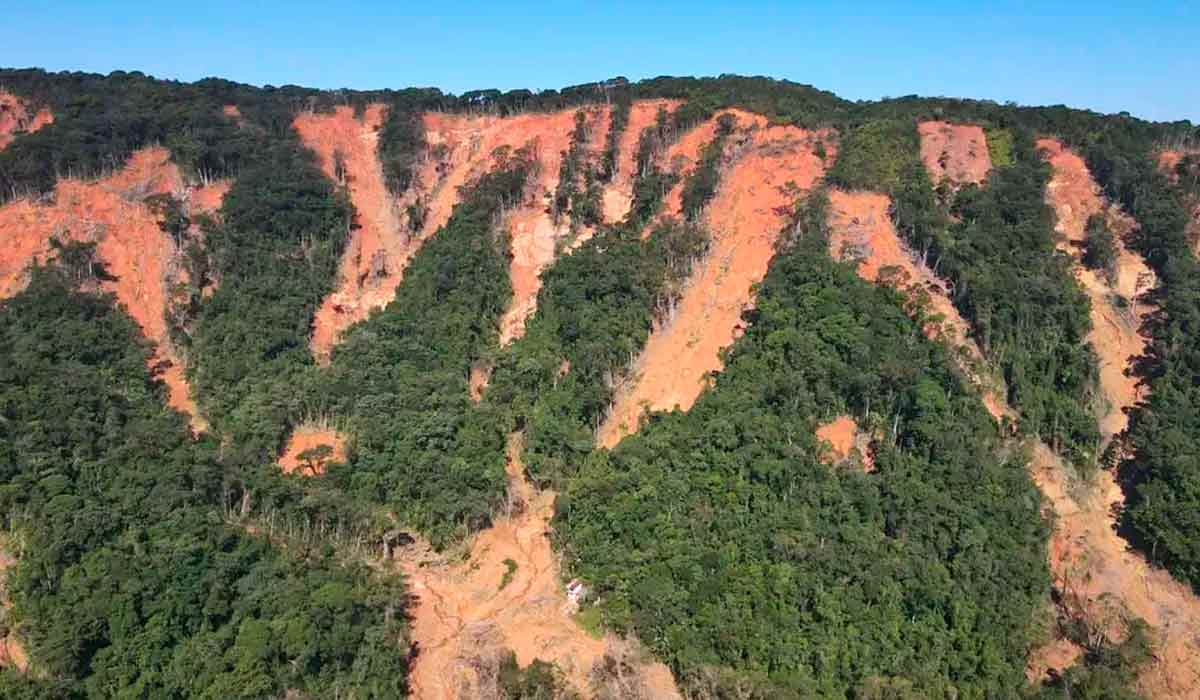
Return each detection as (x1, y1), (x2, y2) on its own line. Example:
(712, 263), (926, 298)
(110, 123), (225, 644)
(917, 120), (992, 186)
(398, 433), (680, 699)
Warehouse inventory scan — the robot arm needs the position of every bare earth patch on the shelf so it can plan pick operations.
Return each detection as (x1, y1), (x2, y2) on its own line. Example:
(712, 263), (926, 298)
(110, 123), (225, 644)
(918, 120), (992, 186)
(0, 90), (53, 151)
(598, 120), (834, 448)
(815, 414), (874, 471)
(0, 147), (225, 433)
(276, 425), (348, 475)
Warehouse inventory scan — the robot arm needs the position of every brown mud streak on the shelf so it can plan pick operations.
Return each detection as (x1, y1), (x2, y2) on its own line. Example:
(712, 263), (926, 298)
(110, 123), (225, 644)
(1036, 139), (1199, 699)
(398, 433), (680, 699)
(917, 120), (992, 186)
(0, 543), (28, 673)
(0, 147), (227, 433)
(814, 414), (875, 472)
(276, 425), (347, 475)
(599, 117), (835, 448)
(0, 91), (53, 151)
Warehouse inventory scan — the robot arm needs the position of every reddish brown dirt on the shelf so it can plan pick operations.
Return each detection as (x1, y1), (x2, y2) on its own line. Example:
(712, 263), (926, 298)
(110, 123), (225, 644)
(296, 105), (428, 360)
(400, 433), (679, 699)
(648, 115), (725, 231)
(814, 414), (874, 471)
(917, 121), (992, 186)
(421, 107), (610, 346)
(598, 121), (834, 448)
(276, 425), (347, 475)
(599, 99), (682, 223)
(0, 147), (224, 433)
(0, 91), (52, 151)
(468, 362), (491, 403)
(0, 543), (28, 673)
(1036, 139), (1200, 698)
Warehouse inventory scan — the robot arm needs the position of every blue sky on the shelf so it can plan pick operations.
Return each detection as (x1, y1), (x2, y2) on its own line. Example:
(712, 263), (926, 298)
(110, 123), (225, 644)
(5, 1), (1198, 122)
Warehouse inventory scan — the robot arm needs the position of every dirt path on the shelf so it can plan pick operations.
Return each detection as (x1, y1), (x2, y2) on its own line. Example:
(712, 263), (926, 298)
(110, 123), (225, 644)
(399, 433), (680, 699)
(296, 105), (427, 361)
(0, 91), (52, 152)
(598, 121), (834, 448)
(917, 120), (992, 186)
(0, 147), (226, 433)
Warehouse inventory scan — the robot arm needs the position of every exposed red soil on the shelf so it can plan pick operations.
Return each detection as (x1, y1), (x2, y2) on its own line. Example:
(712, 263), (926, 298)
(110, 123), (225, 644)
(1036, 139), (1200, 698)
(917, 121), (992, 186)
(276, 425), (347, 475)
(598, 121), (834, 448)
(815, 414), (875, 472)
(399, 433), (679, 699)
(599, 99), (683, 223)
(296, 105), (428, 360)
(421, 107), (611, 346)
(648, 115), (726, 232)
(0, 544), (28, 673)
(0, 147), (225, 433)
(468, 362), (491, 403)
(0, 91), (53, 151)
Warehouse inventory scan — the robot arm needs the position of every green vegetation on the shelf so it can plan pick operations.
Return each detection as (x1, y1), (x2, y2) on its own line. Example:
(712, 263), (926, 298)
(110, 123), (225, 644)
(0, 264), (408, 698)
(500, 558), (519, 590)
(1086, 136), (1200, 589)
(556, 195), (1050, 697)
(679, 113), (736, 219)
(837, 117), (1100, 467)
(1082, 213), (1118, 283)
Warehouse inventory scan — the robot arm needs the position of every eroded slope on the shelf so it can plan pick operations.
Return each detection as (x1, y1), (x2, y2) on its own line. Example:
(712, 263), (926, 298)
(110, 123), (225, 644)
(296, 105), (424, 360)
(0, 147), (227, 431)
(599, 121), (834, 447)
(400, 433), (678, 699)
(918, 120), (992, 186)
(600, 98), (682, 222)
(0, 91), (52, 151)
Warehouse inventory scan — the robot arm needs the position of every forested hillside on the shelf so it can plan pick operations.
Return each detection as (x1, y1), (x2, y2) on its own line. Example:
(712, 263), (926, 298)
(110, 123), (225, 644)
(0, 67), (1198, 699)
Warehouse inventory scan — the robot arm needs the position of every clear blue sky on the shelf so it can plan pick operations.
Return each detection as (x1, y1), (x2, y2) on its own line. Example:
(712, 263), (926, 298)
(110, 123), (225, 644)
(5, 1), (1198, 122)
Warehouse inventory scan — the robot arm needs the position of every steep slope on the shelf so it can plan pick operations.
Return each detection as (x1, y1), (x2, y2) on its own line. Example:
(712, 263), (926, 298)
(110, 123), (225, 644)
(419, 107), (611, 346)
(599, 120), (834, 447)
(400, 433), (679, 699)
(917, 120), (992, 186)
(830, 149), (1200, 698)
(0, 91), (52, 151)
(600, 98), (682, 222)
(0, 147), (226, 432)
(296, 105), (418, 360)
(1036, 138), (1200, 700)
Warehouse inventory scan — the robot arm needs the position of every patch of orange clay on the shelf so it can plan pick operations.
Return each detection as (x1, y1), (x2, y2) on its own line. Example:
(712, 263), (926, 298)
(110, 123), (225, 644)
(599, 99), (682, 223)
(815, 414), (874, 471)
(400, 433), (679, 699)
(0, 147), (224, 433)
(276, 425), (347, 475)
(468, 362), (491, 403)
(918, 121), (992, 186)
(0, 544), (29, 673)
(422, 106), (611, 346)
(0, 91), (53, 151)
(296, 105), (431, 361)
(649, 115), (724, 230)
(598, 121), (834, 448)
